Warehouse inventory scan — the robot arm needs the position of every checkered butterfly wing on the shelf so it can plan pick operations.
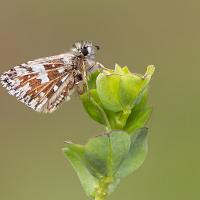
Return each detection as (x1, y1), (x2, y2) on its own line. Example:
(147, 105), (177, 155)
(0, 53), (81, 113)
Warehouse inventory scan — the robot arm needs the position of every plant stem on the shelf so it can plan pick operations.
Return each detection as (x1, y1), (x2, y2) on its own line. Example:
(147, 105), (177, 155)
(95, 193), (106, 200)
(94, 177), (113, 200)
(116, 109), (131, 129)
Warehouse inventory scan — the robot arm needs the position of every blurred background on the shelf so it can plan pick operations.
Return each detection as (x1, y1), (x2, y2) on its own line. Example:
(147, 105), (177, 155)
(0, 0), (199, 199)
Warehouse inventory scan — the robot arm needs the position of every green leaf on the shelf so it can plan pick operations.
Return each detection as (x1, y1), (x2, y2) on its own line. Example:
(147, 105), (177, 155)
(80, 89), (107, 126)
(88, 70), (100, 90)
(134, 88), (149, 108)
(63, 144), (98, 198)
(115, 128), (148, 178)
(63, 129), (149, 199)
(96, 73), (122, 112)
(123, 88), (152, 133)
(124, 107), (152, 133)
(84, 131), (131, 177)
(80, 90), (130, 130)
(119, 74), (146, 110)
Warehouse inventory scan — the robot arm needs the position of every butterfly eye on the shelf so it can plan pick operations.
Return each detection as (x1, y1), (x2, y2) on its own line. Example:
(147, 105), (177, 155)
(81, 47), (89, 56)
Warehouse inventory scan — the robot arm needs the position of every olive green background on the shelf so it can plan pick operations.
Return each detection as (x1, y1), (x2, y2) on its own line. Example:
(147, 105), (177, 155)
(0, 0), (199, 199)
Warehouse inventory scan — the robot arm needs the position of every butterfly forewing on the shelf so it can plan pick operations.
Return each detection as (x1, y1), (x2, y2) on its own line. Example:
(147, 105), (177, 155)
(1, 54), (79, 113)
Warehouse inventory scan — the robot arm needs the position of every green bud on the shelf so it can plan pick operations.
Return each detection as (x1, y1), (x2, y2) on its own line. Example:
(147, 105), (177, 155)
(96, 64), (155, 112)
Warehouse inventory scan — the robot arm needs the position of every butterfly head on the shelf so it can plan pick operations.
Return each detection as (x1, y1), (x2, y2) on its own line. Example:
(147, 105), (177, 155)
(71, 41), (100, 60)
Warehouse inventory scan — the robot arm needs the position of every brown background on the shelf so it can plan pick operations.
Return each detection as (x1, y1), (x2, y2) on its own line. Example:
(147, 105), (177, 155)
(0, 0), (199, 199)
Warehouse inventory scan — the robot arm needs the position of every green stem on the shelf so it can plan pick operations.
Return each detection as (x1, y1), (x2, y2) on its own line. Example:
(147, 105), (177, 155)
(94, 177), (113, 200)
(95, 192), (106, 200)
(116, 109), (131, 129)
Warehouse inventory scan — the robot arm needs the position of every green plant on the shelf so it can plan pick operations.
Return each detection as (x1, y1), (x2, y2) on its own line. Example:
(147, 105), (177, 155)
(63, 64), (155, 200)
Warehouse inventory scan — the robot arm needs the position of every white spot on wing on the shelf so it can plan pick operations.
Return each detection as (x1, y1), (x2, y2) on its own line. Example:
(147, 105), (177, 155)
(53, 85), (58, 92)
(14, 66), (28, 76)
(39, 92), (45, 97)
(61, 74), (68, 82)
(58, 68), (65, 73)
(31, 64), (45, 73)
(37, 73), (49, 84)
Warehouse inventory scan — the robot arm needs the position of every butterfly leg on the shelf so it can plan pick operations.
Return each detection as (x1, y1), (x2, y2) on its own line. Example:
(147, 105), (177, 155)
(87, 62), (107, 74)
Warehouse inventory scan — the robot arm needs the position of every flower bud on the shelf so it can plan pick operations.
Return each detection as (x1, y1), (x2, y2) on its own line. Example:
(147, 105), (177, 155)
(96, 64), (155, 112)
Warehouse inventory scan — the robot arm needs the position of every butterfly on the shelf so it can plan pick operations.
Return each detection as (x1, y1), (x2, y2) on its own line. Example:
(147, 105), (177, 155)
(0, 41), (101, 113)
